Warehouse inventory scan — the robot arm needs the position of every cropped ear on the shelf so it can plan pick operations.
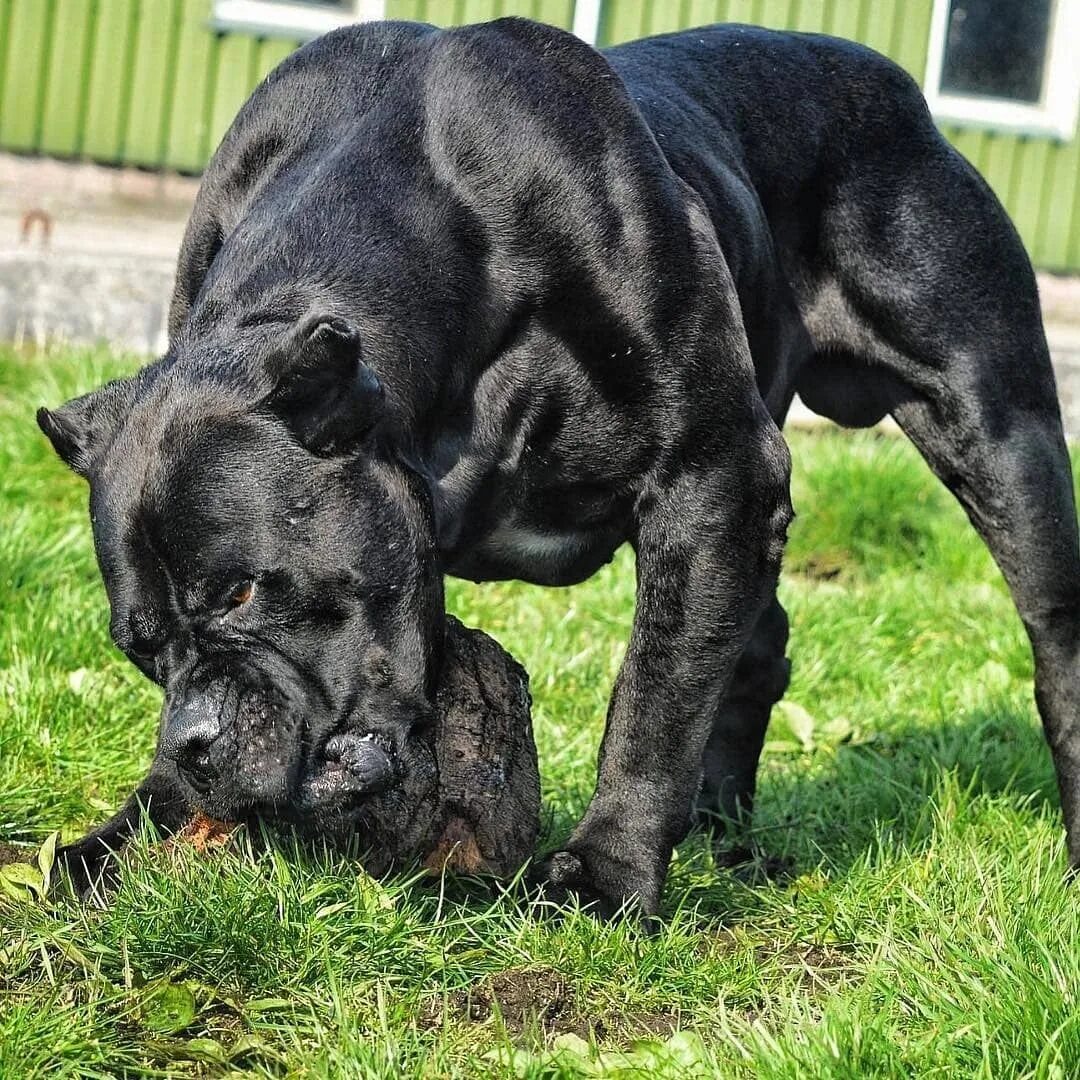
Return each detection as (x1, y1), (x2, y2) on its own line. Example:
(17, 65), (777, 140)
(37, 378), (138, 476)
(266, 314), (385, 455)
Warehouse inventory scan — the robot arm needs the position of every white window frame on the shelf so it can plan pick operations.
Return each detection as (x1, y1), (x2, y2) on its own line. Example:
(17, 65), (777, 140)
(214, 0), (601, 46)
(212, 0), (385, 40)
(572, 0), (602, 45)
(923, 0), (1080, 140)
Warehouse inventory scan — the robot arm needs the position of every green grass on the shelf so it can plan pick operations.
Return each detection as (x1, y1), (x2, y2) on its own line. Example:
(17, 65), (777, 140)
(2, 345), (1079, 1077)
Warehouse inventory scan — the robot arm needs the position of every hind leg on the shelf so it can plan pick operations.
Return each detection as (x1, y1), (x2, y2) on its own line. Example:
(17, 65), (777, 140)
(694, 597), (790, 831)
(812, 137), (1080, 864)
(889, 379), (1080, 863)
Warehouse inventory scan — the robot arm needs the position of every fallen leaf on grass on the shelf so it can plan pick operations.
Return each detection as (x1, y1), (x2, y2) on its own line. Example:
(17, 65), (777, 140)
(979, 659), (1012, 691)
(146, 1032), (286, 1068)
(766, 703), (854, 755)
(228, 1033), (287, 1066)
(489, 1028), (712, 1078)
(37, 830), (58, 895)
(144, 1037), (225, 1065)
(242, 997), (294, 1014)
(0, 831), (60, 905)
(0, 861), (45, 903)
(773, 701), (816, 752)
(140, 980), (198, 1035)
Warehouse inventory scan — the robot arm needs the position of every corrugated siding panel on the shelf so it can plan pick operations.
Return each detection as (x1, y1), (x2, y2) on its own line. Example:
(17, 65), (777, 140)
(163, 0), (217, 172)
(1070, 162), (1080, 271)
(0, 0), (1076, 269)
(124, 0), (180, 166)
(718, 1), (757, 24)
(790, 1), (828, 33)
(0, 0), (303, 172)
(207, 31), (257, 154)
(596, 0), (886, 42)
(889, 0), (932, 81)
(1014, 138), (1051, 253)
(859, 0), (900, 57)
(0, 0), (52, 151)
(1037, 135), (1080, 272)
(254, 36), (296, 82)
(38, 0), (96, 157)
(0, 1), (10, 139)
(81, 0), (139, 162)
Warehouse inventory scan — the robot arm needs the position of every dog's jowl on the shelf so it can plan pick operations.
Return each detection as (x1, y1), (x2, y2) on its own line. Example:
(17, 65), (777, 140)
(39, 19), (1080, 917)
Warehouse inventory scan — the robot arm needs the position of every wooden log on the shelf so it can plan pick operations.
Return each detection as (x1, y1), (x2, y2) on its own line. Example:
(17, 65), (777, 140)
(421, 614), (540, 877)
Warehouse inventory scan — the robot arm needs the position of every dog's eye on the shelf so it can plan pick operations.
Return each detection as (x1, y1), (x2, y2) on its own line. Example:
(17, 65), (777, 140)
(228, 581), (254, 608)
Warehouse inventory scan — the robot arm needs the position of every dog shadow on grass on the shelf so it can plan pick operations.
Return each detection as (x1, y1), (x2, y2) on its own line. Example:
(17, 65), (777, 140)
(649, 694), (1063, 923)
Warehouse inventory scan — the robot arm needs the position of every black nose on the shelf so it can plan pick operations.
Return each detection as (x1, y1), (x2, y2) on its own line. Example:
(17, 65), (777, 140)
(165, 702), (222, 795)
(176, 739), (219, 794)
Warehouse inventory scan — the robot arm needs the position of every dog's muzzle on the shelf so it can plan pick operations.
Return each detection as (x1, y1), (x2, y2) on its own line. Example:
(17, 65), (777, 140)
(161, 682), (402, 821)
(162, 682), (304, 817)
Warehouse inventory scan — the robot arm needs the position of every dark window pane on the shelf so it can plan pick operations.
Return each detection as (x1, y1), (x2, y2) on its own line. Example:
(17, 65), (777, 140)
(940, 0), (1052, 104)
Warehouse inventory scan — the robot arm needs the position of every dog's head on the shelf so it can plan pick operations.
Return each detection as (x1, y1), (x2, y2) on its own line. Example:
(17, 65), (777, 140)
(38, 315), (444, 826)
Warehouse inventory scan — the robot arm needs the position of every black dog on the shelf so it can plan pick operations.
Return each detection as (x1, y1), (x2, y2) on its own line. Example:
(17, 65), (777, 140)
(39, 19), (1080, 917)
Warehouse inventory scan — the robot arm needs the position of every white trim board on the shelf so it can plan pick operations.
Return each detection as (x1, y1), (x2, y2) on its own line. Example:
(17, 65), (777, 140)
(212, 0), (385, 40)
(572, 0), (602, 45)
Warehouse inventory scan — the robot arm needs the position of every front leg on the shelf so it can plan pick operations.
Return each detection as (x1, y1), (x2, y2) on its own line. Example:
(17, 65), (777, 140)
(540, 414), (792, 919)
(58, 764), (191, 896)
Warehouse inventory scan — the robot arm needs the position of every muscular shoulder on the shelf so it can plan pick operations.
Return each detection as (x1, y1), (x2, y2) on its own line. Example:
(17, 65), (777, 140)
(423, 19), (633, 152)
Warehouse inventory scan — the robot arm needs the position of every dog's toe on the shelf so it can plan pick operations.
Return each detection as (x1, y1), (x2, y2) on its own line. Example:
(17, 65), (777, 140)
(530, 848), (660, 926)
(57, 840), (122, 901)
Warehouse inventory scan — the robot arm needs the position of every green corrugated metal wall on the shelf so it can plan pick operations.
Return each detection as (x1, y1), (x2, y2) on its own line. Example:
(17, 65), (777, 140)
(0, 0), (575, 173)
(0, 0), (297, 172)
(1, 0), (1078, 270)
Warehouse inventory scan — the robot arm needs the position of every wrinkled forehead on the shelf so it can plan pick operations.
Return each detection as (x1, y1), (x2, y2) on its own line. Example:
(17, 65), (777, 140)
(155, 420), (298, 556)
(92, 405), (321, 572)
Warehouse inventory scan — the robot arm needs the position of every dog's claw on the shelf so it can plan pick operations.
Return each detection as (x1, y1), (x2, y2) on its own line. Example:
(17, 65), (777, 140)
(531, 848), (660, 925)
(56, 839), (122, 900)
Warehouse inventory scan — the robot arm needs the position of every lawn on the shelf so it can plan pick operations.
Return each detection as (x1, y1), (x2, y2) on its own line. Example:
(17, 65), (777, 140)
(2, 344), (1078, 1078)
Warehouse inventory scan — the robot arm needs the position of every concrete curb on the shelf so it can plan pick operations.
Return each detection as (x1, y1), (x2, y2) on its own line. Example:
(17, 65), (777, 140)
(0, 250), (173, 356)
(1, 243), (1078, 433)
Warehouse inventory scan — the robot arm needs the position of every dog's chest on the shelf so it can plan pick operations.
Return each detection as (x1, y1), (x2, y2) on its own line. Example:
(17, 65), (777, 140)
(484, 520), (591, 566)
(424, 336), (644, 586)
(434, 473), (629, 587)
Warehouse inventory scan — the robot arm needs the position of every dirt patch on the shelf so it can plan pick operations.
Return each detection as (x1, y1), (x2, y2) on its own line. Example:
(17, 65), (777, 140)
(700, 934), (858, 997)
(0, 841), (32, 867)
(163, 814), (241, 855)
(604, 1009), (678, 1043)
(434, 966), (573, 1034)
(423, 966), (677, 1045)
(786, 944), (856, 994)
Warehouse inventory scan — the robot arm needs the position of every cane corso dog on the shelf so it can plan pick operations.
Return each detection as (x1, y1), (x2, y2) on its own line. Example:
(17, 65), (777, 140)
(38, 18), (1080, 917)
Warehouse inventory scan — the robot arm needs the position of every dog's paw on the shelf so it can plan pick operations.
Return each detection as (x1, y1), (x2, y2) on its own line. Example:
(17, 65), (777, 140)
(56, 837), (122, 900)
(530, 847), (661, 924)
(714, 843), (794, 884)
